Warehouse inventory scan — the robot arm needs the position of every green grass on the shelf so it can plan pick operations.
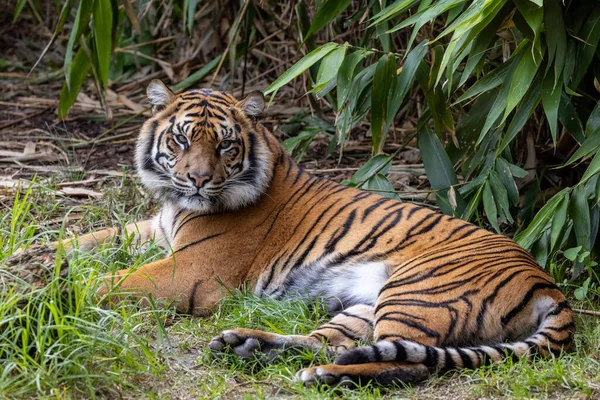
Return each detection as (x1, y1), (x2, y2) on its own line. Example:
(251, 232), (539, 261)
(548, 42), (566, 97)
(1, 176), (599, 399)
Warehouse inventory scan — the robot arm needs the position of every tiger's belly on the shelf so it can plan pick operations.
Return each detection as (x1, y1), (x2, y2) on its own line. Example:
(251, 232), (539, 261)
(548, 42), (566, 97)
(257, 260), (391, 312)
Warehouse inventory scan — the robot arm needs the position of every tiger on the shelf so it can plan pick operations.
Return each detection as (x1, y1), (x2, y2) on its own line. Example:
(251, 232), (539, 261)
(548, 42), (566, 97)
(48, 79), (574, 387)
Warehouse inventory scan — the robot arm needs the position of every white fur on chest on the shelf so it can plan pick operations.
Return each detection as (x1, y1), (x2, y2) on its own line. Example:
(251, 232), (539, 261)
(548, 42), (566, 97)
(151, 203), (178, 245)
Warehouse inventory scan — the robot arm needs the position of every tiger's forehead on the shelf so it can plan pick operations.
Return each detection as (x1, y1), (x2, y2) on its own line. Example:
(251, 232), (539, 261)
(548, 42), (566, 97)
(177, 89), (237, 106)
(167, 89), (240, 140)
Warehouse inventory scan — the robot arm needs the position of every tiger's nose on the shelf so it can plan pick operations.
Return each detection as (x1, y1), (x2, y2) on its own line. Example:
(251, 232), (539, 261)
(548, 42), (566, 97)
(187, 172), (211, 188)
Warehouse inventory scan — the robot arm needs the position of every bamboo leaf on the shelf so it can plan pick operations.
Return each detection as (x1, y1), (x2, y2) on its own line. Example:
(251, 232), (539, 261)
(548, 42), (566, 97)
(462, 183), (484, 221)
(541, 68), (563, 144)
(173, 55), (222, 92)
(498, 74), (541, 153)
(436, 0), (505, 41)
(454, 58), (513, 104)
(304, 0), (352, 43)
(565, 102), (600, 164)
(336, 50), (370, 108)
(58, 47), (91, 119)
(449, 89), (497, 162)
(65, 0), (94, 91)
(362, 174), (400, 200)
(544, 0), (566, 79)
(489, 170), (513, 223)
(571, 185), (591, 251)
(264, 43), (338, 95)
(558, 93), (585, 143)
(386, 40), (428, 130)
(504, 41), (540, 120)
(458, 4), (507, 88)
(483, 182), (500, 232)
(415, 49), (454, 136)
(371, 0), (417, 26)
(371, 54), (397, 153)
(311, 44), (347, 94)
(550, 194), (569, 250)
(515, 189), (569, 250)
(477, 53), (522, 144)
(30, 0), (75, 73)
(572, 5), (600, 88)
(419, 126), (465, 215)
(184, 0), (199, 33)
(435, 0), (507, 88)
(580, 151), (600, 185)
(295, 1), (317, 54)
(585, 100), (600, 137)
(495, 158), (520, 206)
(351, 154), (392, 184)
(13, 0), (28, 22)
(514, 0), (542, 36)
(508, 163), (528, 178)
(337, 64), (378, 146)
(389, 0), (464, 50)
(93, 0), (113, 89)
(374, 0), (392, 52)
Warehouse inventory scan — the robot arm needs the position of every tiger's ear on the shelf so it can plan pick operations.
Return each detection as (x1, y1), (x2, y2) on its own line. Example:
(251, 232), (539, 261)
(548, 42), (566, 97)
(147, 79), (175, 114)
(235, 91), (265, 117)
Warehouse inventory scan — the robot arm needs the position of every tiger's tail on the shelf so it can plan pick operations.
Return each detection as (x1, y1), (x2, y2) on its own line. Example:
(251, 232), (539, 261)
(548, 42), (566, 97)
(334, 300), (575, 370)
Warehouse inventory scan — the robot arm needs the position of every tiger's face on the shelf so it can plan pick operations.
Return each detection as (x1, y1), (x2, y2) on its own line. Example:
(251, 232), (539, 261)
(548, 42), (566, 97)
(135, 80), (272, 213)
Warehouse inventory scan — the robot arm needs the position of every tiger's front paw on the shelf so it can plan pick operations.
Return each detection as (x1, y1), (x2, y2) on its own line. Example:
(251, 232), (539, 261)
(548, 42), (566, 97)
(208, 328), (286, 360)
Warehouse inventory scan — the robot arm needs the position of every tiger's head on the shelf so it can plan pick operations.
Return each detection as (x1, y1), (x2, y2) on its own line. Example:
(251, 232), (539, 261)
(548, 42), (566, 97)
(135, 80), (274, 213)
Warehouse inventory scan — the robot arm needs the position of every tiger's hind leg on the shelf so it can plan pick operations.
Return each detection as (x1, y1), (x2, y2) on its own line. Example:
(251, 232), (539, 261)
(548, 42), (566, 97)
(208, 304), (374, 360)
(296, 362), (429, 387)
(296, 258), (455, 387)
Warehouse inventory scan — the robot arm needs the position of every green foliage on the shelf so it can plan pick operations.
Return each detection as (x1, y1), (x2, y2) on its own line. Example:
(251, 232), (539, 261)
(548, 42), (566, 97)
(0, 183), (172, 397)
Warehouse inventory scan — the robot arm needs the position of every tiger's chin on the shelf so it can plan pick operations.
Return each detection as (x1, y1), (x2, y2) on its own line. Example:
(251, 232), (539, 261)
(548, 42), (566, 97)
(166, 184), (266, 214)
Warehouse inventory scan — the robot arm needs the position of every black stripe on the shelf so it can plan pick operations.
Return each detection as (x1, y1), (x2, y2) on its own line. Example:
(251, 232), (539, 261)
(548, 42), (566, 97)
(372, 344), (382, 361)
(377, 333), (404, 340)
(544, 321), (576, 332)
(321, 322), (361, 341)
(539, 331), (572, 346)
(188, 279), (203, 314)
(456, 348), (474, 369)
(361, 197), (390, 222)
(339, 311), (373, 326)
(392, 341), (407, 361)
(425, 346), (439, 367)
(174, 232), (223, 254)
(324, 209), (357, 253)
(375, 316), (441, 339)
(500, 283), (558, 326)
(546, 300), (571, 316)
(444, 348), (456, 370)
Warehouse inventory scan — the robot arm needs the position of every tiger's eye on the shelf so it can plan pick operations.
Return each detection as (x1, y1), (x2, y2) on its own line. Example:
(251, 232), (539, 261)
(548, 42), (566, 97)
(175, 134), (188, 145)
(219, 140), (234, 152)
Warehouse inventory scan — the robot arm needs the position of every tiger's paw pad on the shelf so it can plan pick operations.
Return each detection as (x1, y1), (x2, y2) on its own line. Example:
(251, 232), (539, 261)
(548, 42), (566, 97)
(295, 365), (354, 387)
(208, 328), (281, 360)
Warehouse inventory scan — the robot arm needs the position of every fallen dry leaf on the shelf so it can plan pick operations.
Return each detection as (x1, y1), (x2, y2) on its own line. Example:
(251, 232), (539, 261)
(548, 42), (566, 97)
(60, 187), (103, 198)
